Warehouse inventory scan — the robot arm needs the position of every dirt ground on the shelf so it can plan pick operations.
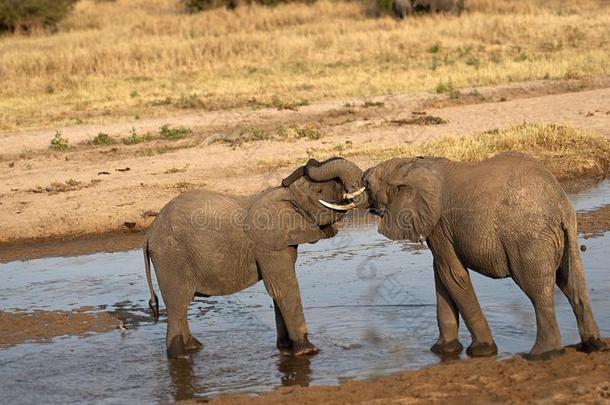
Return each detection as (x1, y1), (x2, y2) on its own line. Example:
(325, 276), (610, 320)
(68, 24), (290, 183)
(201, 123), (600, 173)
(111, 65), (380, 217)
(206, 343), (610, 405)
(1, 79), (610, 247)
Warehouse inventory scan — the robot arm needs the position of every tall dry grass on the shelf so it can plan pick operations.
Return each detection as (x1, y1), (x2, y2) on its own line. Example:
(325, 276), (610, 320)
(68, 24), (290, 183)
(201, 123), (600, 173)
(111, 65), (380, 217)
(0, 0), (609, 130)
(267, 123), (610, 180)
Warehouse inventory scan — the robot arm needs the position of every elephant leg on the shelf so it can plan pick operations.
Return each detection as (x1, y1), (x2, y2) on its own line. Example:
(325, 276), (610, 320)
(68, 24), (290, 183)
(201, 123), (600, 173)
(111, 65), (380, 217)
(259, 248), (319, 356)
(518, 275), (563, 359)
(274, 299), (292, 353)
(182, 314), (203, 353)
(556, 255), (605, 352)
(430, 242), (496, 357)
(165, 297), (191, 359)
(509, 244), (564, 359)
(158, 274), (197, 358)
(430, 260), (464, 356)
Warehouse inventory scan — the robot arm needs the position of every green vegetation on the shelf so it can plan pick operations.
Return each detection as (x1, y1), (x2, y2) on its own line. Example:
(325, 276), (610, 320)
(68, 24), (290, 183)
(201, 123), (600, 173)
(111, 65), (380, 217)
(122, 127), (150, 145)
(49, 131), (70, 151)
(91, 132), (115, 145)
(158, 125), (192, 140)
(0, 0), (79, 33)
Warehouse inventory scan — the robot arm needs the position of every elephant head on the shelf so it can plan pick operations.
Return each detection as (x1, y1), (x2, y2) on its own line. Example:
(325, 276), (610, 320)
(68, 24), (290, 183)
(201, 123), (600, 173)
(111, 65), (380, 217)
(245, 157), (366, 250)
(362, 157), (446, 243)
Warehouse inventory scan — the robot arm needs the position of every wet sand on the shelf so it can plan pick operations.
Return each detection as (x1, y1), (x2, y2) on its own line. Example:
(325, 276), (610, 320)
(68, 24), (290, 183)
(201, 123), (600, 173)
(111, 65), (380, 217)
(0, 307), (121, 347)
(208, 345), (610, 404)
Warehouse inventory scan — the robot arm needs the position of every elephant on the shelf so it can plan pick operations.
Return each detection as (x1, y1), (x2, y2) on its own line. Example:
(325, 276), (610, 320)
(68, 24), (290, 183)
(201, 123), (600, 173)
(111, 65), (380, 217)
(393, 0), (464, 18)
(353, 152), (606, 359)
(143, 157), (365, 358)
(392, 0), (413, 18)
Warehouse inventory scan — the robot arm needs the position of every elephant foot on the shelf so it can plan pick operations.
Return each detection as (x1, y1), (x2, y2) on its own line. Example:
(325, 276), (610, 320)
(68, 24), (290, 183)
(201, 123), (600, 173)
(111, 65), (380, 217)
(292, 338), (320, 356)
(167, 335), (189, 359)
(466, 341), (497, 358)
(527, 348), (565, 361)
(277, 337), (293, 354)
(431, 339), (464, 356)
(580, 337), (608, 353)
(185, 336), (203, 352)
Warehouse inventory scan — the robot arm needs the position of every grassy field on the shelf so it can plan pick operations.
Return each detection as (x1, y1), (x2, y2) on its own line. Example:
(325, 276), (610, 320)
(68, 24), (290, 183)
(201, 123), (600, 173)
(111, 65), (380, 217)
(1, 0), (609, 130)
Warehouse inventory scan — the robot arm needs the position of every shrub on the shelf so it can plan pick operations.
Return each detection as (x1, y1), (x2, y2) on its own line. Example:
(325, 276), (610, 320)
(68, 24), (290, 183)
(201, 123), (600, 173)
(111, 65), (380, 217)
(122, 127), (150, 145)
(158, 125), (191, 141)
(91, 132), (115, 145)
(0, 0), (79, 34)
(49, 131), (70, 151)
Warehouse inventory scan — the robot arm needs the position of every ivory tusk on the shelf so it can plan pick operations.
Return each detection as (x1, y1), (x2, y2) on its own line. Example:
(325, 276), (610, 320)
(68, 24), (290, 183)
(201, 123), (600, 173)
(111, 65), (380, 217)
(319, 200), (357, 211)
(342, 187), (366, 200)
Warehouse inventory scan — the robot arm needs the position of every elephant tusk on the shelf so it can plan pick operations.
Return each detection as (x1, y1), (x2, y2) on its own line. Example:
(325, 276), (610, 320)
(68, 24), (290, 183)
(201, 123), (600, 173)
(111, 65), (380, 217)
(319, 200), (357, 211)
(342, 187), (366, 200)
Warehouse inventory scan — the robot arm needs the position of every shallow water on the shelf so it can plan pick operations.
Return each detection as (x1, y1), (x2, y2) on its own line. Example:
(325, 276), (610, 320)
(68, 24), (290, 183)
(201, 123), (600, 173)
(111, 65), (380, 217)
(1, 181), (609, 404)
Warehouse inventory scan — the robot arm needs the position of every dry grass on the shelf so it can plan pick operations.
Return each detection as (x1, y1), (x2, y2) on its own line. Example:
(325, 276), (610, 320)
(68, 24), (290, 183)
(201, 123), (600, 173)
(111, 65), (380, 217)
(1, 0), (609, 130)
(260, 123), (610, 180)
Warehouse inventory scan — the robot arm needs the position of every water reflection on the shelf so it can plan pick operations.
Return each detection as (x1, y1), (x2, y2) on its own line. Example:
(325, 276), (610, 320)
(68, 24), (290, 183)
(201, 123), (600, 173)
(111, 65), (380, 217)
(167, 352), (312, 402)
(277, 354), (312, 387)
(169, 358), (199, 402)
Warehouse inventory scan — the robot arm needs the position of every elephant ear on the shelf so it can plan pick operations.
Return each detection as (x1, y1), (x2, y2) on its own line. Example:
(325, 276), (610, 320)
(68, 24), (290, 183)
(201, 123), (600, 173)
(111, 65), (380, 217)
(379, 164), (442, 242)
(244, 189), (329, 251)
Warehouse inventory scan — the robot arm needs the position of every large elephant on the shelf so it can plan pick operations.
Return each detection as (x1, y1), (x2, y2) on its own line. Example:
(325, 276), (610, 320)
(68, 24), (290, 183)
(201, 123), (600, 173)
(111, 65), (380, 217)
(144, 157), (365, 358)
(393, 0), (464, 18)
(353, 152), (606, 359)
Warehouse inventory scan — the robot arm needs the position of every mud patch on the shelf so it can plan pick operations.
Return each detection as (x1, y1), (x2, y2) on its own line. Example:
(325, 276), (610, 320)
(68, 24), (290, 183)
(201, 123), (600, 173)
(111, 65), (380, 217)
(578, 204), (610, 238)
(208, 344), (610, 405)
(0, 307), (122, 347)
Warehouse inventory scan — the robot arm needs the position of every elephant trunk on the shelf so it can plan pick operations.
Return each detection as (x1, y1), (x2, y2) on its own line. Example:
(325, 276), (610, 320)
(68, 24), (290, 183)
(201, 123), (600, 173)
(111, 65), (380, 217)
(306, 157), (370, 208)
(306, 157), (361, 191)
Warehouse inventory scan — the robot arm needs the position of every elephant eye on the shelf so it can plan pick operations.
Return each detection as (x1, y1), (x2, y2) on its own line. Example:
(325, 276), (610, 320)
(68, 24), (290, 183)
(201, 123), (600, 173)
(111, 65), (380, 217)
(316, 188), (323, 194)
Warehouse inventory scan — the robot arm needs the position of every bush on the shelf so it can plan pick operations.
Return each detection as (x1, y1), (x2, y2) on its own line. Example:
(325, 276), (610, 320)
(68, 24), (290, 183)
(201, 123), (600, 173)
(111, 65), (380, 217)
(0, 0), (79, 33)
(91, 132), (115, 145)
(49, 131), (70, 151)
(158, 125), (191, 141)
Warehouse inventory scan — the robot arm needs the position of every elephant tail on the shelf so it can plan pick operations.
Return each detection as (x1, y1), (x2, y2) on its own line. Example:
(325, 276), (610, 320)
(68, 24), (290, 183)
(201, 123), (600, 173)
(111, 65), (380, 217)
(144, 238), (160, 320)
(559, 216), (588, 303)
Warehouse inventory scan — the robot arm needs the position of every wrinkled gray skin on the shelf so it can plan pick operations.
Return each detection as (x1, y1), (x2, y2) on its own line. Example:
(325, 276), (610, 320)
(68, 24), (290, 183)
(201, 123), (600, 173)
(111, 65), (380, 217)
(144, 157), (363, 359)
(362, 152), (606, 359)
(393, 0), (464, 18)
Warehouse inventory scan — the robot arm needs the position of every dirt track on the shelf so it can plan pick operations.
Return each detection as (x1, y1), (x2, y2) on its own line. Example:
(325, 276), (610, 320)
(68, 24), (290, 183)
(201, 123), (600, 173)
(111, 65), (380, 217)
(1, 79), (610, 246)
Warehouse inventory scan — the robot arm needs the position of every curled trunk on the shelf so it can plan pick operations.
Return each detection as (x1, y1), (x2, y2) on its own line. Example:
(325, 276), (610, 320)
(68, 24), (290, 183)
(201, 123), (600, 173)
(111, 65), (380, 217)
(305, 157), (362, 191)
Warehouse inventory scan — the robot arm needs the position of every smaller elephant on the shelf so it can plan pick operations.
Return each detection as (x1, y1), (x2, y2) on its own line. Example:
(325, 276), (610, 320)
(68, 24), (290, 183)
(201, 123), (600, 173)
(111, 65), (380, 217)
(144, 157), (365, 358)
(361, 152), (606, 359)
(393, 0), (464, 18)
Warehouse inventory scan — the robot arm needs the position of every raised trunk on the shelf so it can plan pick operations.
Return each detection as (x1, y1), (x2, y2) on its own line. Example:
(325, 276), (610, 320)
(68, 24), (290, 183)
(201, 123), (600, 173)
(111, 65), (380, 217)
(305, 157), (362, 191)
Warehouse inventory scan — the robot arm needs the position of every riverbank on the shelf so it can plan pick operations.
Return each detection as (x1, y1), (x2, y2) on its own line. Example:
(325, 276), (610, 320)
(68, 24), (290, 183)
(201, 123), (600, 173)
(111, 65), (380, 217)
(1, 85), (610, 248)
(208, 344), (610, 404)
